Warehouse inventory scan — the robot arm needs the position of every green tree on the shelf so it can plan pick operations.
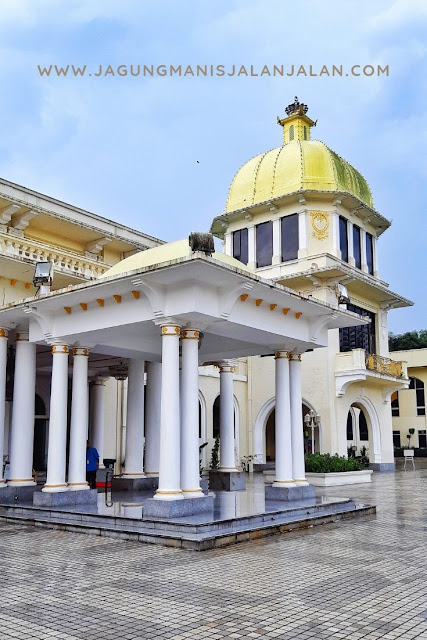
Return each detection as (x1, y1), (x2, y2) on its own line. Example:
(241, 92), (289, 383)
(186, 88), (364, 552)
(209, 436), (220, 470)
(389, 330), (427, 352)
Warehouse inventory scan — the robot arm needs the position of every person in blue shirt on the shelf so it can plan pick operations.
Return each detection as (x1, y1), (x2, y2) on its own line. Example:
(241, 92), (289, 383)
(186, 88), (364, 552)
(86, 441), (99, 489)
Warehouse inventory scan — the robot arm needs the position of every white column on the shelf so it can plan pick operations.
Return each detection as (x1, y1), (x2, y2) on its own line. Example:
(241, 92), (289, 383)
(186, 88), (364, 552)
(298, 210), (308, 258)
(373, 235), (380, 278)
(331, 211), (340, 256)
(68, 347), (90, 491)
(218, 362), (237, 471)
(154, 324), (183, 500)
(360, 228), (368, 272)
(347, 220), (355, 266)
(91, 379), (105, 463)
(0, 329), (8, 488)
(43, 345), (69, 493)
(145, 361), (161, 475)
(272, 218), (281, 264)
(181, 329), (203, 497)
(123, 359), (145, 477)
(8, 332), (37, 487)
(289, 354), (308, 485)
(273, 351), (295, 487)
(247, 225), (256, 270)
(224, 232), (232, 256)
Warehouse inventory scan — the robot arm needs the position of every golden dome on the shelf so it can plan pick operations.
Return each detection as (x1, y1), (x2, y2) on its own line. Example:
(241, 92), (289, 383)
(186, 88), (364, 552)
(101, 238), (253, 278)
(225, 99), (373, 213)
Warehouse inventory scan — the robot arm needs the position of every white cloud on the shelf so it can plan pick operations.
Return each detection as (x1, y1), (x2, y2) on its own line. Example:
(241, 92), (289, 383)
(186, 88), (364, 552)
(368, 0), (427, 31)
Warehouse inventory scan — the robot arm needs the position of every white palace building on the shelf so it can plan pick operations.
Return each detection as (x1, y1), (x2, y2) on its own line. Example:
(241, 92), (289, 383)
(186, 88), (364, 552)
(0, 98), (412, 521)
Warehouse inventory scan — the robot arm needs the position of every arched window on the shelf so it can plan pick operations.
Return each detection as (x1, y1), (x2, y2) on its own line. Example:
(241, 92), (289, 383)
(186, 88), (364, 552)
(289, 125), (294, 141)
(303, 126), (307, 140)
(346, 412), (353, 440)
(409, 377), (425, 416)
(359, 411), (369, 441)
(391, 391), (399, 417)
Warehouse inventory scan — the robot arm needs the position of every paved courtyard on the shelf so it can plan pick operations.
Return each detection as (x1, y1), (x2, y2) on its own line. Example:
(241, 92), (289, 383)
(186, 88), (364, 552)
(1, 466), (427, 640)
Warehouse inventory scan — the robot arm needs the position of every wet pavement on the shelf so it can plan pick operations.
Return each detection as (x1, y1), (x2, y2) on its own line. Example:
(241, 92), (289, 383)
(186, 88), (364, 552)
(0, 466), (427, 639)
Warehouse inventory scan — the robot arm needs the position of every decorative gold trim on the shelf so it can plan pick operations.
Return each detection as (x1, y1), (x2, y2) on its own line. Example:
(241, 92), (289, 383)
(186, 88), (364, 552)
(10, 279), (17, 287)
(131, 290), (140, 299)
(282, 308), (290, 315)
(155, 490), (183, 495)
(79, 303), (88, 311)
(96, 298), (104, 307)
(182, 488), (203, 493)
(181, 329), (200, 340)
(0, 328), (8, 338)
(52, 345), (69, 354)
(67, 482), (89, 486)
(43, 483), (68, 488)
(64, 306), (72, 315)
(293, 478), (307, 482)
(255, 299), (263, 306)
(218, 365), (235, 374)
(290, 354), (302, 361)
(273, 480), (296, 484)
(310, 210), (329, 240)
(269, 304), (277, 311)
(73, 347), (89, 357)
(7, 478), (34, 482)
(240, 294), (249, 302)
(24, 282), (32, 290)
(274, 351), (291, 359)
(295, 312), (302, 319)
(113, 294), (122, 304)
(161, 325), (180, 336)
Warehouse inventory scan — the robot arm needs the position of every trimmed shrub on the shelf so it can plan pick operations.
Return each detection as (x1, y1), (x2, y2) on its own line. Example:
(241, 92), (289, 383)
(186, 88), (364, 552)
(305, 453), (365, 473)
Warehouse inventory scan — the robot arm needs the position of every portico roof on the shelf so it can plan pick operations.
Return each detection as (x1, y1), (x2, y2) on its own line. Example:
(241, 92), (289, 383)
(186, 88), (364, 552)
(0, 247), (367, 362)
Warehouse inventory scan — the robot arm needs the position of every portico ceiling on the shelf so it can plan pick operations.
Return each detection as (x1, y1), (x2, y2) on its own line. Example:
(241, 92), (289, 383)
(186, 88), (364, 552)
(0, 252), (367, 362)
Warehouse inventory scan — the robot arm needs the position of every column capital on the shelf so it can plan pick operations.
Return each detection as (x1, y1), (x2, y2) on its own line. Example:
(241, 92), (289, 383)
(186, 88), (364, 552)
(15, 331), (29, 342)
(216, 360), (236, 374)
(274, 350), (292, 360)
(161, 324), (181, 336)
(181, 328), (200, 340)
(72, 347), (89, 357)
(52, 345), (69, 355)
(289, 353), (302, 361)
(0, 328), (8, 338)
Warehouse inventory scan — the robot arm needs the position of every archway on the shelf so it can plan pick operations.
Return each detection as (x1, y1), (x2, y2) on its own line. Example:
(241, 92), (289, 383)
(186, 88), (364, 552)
(346, 397), (381, 463)
(254, 397), (321, 463)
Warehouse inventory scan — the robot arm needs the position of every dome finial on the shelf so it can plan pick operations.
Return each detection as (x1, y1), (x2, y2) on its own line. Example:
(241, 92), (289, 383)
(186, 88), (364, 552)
(277, 97), (316, 145)
(285, 97), (309, 117)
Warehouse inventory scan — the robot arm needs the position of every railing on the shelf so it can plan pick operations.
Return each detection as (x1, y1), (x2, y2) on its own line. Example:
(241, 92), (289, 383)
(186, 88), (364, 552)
(365, 354), (404, 378)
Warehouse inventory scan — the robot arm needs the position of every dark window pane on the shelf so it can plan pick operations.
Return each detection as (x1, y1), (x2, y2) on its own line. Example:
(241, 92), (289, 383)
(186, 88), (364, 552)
(339, 305), (376, 354)
(339, 216), (348, 262)
(256, 221), (273, 268)
(353, 225), (361, 269)
(346, 413), (353, 440)
(391, 391), (399, 417)
(281, 214), (298, 261)
(359, 412), (369, 440)
(366, 232), (374, 275)
(393, 431), (401, 447)
(232, 229), (248, 265)
(418, 431), (427, 448)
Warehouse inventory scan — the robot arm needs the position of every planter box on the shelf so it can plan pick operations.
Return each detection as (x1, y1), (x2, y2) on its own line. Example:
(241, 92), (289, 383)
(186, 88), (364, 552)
(305, 470), (373, 486)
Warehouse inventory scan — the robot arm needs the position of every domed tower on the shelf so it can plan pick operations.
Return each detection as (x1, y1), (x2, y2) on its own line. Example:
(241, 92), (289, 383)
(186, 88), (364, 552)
(211, 98), (412, 470)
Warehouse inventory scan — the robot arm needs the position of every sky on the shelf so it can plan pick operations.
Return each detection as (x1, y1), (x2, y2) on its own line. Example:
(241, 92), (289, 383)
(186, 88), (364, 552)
(0, 0), (425, 333)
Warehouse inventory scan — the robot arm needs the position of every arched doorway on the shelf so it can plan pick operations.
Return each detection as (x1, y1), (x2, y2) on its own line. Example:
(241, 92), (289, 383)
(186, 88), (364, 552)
(255, 398), (321, 463)
(266, 409), (275, 461)
(346, 398), (381, 463)
(33, 394), (48, 471)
